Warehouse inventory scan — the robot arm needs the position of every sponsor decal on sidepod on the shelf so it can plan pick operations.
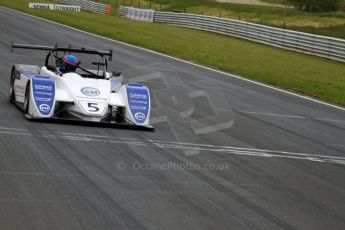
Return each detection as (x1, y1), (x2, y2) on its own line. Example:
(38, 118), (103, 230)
(126, 84), (149, 124)
(32, 77), (55, 116)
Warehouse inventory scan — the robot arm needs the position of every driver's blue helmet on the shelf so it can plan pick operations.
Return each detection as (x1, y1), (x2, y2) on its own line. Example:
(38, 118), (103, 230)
(60, 55), (78, 73)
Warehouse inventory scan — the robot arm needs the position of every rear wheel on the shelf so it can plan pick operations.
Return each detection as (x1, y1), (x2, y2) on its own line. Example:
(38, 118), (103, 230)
(24, 83), (30, 113)
(9, 68), (15, 101)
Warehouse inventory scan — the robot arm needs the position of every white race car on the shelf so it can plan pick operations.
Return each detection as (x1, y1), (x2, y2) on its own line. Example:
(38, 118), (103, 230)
(9, 43), (154, 131)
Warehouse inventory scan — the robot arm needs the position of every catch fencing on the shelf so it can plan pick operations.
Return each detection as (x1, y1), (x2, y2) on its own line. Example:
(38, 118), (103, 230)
(119, 6), (345, 62)
(55, 0), (111, 15)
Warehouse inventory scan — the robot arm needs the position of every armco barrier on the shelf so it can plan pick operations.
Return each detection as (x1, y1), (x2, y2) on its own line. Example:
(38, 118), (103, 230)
(119, 6), (345, 62)
(55, 0), (110, 15)
(120, 7), (155, 22)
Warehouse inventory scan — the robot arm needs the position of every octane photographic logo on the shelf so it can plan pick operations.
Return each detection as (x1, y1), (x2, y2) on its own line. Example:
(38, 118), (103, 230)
(81, 87), (100, 97)
(39, 104), (51, 113)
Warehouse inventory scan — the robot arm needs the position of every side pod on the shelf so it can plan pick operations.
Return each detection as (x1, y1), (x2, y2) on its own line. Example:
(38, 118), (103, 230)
(27, 76), (56, 118)
(118, 83), (151, 126)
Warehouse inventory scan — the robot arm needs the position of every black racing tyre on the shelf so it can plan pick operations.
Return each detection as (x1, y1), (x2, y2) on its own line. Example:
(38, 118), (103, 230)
(9, 68), (15, 101)
(24, 83), (30, 113)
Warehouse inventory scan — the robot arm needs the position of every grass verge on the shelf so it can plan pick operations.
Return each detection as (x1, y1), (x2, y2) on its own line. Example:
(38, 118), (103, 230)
(0, 0), (345, 106)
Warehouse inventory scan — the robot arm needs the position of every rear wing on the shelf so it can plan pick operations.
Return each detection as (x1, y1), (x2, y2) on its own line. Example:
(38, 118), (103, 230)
(11, 42), (113, 61)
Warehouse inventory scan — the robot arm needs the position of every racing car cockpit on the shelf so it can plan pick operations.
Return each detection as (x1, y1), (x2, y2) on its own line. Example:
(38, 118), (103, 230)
(59, 54), (79, 73)
(11, 43), (116, 79)
(44, 46), (114, 79)
(11, 43), (124, 81)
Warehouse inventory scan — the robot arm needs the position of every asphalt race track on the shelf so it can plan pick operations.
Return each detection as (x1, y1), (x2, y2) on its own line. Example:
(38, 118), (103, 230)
(1, 7), (345, 230)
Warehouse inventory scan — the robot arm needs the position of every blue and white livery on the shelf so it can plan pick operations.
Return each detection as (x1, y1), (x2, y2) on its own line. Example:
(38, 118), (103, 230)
(9, 43), (154, 131)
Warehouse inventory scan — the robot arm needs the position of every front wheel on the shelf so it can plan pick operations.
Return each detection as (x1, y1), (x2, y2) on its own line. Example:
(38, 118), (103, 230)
(24, 83), (30, 114)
